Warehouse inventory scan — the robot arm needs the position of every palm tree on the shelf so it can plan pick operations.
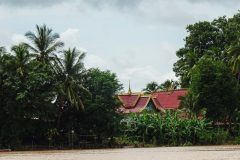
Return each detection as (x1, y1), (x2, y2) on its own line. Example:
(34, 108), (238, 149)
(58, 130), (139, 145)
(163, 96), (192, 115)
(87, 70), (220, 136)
(228, 42), (240, 83)
(0, 46), (6, 73)
(11, 44), (30, 76)
(159, 79), (179, 91)
(142, 81), (160, 94)
(0, 46), (5, 54)
(24, 24), (64, 63)
(0, 46), (6, 88)
(54, 48), (88, 128)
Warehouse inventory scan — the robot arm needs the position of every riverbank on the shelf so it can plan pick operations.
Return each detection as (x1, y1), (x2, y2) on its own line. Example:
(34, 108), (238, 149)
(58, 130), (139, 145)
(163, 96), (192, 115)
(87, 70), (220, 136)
(0, 149), (11, 152)
(1, 145), (240, 160)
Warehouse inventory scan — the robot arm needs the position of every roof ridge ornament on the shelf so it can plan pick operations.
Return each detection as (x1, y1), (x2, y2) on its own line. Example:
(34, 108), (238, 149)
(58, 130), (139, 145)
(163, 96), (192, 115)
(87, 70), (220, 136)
(128, 80), (132, 95)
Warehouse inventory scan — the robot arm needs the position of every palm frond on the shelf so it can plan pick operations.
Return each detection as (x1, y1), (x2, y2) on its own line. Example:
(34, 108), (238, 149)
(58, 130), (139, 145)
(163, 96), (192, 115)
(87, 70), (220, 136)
(24, 24), (64, 63)
(45, 41), (64, 55)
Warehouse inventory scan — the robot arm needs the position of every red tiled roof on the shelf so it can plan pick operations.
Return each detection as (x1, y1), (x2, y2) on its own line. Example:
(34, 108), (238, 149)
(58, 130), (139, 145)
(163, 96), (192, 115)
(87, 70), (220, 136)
(119, 95), (150, 113)
(131, 97), (150, 112)
(153, 89), (187, 109)
(118, 94), (140, 109)
(118, 89), (187, 113)
(152, 97), (165, 112)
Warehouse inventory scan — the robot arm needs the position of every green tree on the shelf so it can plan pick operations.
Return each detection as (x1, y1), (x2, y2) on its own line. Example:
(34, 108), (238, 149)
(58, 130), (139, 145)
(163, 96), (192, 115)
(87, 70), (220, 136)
(0, 46), (6, 78)
(142, 81), (160, 94)
(189, 57), (239, 122)
(54, 48), (88, 128)
(159, 79), (179, 91)
(82, 68), (123, 139)
(179, 92), (197, 118)
(228, 42), (240, 83)
(24, 24), (64, 63)
(0, 47), (56, 148)
(10, 44), (30, 76)
(173, 14), (240, 87)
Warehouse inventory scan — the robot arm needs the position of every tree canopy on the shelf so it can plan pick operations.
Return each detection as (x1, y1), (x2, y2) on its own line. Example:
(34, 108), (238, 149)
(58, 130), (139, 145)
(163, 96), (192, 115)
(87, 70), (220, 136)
(0, 25), (123, 149)
(188, 57), (240, 122)
(173, 13), (240, 87)
(174, 12), (240, 124)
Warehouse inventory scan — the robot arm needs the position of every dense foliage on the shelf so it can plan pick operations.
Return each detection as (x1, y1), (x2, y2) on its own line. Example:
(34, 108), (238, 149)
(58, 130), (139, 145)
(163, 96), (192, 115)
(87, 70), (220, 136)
(174, 12), (240, 127)
(142, 79), (179, 93)
(121, 111), (229, 146)
(77, 68), (123, 139)
(0, 25), (123, 149)
(189, 57), (240, 122)
(173, 13), (240, 87)
(3, 11), (240, 150)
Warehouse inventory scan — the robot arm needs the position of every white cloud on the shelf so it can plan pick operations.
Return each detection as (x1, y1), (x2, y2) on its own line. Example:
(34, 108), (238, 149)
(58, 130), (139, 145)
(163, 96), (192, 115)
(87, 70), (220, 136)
(60, 28), (109, 69)
(0, 33), (29, 51)
(1, 0), (240, 91)
(130, 0), (240, 27)
(0, 0), (66, 7)
(60, 28), (89, 55)
(118, 65), (176, 91)
(60, 28), (81, 48)
(11, 34), (28, 44)
(0, 31), (12, 48)
(84, 54), (107, 69)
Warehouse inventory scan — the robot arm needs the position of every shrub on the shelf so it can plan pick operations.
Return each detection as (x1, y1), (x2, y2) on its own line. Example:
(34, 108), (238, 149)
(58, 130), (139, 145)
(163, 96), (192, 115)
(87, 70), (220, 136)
(120, 111), (217, 146)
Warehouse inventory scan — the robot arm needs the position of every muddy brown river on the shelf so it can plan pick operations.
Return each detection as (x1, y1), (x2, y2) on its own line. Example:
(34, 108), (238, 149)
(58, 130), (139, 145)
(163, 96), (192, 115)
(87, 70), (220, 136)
(1, 145), (240, 160)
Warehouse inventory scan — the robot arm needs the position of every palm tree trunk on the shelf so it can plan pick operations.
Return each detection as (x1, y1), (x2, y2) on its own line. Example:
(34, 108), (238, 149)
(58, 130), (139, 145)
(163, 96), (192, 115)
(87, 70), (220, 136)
(56, 99), (64, 129)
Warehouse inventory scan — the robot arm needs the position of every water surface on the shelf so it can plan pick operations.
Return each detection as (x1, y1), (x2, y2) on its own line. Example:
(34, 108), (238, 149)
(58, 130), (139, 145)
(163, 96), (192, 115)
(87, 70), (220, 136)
(1, 145), (240, 160)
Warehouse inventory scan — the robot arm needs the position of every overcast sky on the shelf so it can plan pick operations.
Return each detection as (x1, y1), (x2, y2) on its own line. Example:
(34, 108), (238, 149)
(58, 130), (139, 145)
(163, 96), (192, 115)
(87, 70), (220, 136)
(0, 0), (240, 91)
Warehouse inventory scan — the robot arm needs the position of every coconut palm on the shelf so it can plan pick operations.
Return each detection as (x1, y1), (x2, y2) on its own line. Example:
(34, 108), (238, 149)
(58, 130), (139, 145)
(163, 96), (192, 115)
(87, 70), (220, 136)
(0, 46), (6, 87)
(54, 48), (88, 128)
(11, 44), (30, 76)
(228, 42), (240, 83)
(0, 46), (5, 54)
(24, 24), (64, 63)
(159, 79), (179, 91)
(56, 47), (87, 109)
(142, 81), (160, 94)
(0, 46), (6, 73)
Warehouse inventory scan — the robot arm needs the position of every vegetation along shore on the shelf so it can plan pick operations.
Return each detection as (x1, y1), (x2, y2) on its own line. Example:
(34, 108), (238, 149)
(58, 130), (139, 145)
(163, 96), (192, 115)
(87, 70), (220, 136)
(2, 12), (240, 150)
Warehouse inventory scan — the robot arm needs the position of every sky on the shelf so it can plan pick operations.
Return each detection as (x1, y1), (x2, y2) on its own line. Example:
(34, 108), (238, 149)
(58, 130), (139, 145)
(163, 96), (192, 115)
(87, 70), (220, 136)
(0, 0), (240, 91)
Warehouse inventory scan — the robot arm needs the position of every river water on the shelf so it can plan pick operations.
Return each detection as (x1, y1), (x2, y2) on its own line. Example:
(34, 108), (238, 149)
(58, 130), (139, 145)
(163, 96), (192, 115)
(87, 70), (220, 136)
(1, 145), (240, 160)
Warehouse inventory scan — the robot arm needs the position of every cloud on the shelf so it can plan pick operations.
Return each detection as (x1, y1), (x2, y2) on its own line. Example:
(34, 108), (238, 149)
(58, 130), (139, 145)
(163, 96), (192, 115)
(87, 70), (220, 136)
(131, 0), (240, 27)
(75, 0), (240, 27)
(0, 0), (142, 9)
(82, 0), (142, 10)
(60, 28), (108, 69)
(0, 33), (29, 51)
(60, 28), (81, 48)
(1, 0), (240, 91)
(1, 0), (239, 27)
(84, 54), (108, 69)
(118, 65), (176, 91)
(60, 28), (90, 59)
(105, 40), (180, 91)
(0, 0), (66, 7)
(187, 0), (240, 6)
(0, 31), (12, 48)
(11, 34), (28, 44)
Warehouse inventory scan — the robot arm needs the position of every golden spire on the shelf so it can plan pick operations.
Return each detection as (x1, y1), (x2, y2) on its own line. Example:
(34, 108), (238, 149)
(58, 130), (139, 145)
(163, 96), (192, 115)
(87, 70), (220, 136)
(128, 80), (132, 94)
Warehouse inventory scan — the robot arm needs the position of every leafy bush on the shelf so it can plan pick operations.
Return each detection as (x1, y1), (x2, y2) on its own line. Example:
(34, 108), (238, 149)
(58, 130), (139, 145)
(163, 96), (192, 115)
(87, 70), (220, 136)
(121, 111), (218, 146)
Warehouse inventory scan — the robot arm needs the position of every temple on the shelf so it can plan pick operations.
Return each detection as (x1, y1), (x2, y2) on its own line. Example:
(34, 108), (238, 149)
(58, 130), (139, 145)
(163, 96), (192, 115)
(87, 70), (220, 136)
(118, 89), (187, 113)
